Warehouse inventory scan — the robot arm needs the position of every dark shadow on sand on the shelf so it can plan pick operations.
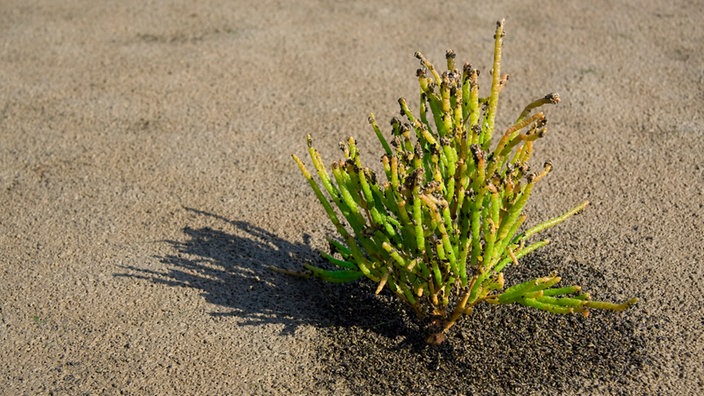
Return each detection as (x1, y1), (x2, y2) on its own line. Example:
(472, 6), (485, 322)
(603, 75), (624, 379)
(117, 207), (652, 394)
(116, 207), (413, 339)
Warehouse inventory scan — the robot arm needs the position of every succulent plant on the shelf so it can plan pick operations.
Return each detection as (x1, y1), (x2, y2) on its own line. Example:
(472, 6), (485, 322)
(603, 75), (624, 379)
(289, 20), (636, 344)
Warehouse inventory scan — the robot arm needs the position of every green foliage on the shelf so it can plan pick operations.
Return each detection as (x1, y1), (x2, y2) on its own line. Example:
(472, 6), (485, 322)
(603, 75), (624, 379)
(291, 20), (636, 344)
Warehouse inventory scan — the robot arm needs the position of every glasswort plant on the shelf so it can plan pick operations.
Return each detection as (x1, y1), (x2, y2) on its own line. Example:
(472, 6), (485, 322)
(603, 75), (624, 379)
(291, 20), (636, 344)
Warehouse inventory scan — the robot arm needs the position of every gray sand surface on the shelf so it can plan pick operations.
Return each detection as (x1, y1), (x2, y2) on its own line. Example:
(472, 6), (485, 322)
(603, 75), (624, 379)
(1, 1), (702, 394)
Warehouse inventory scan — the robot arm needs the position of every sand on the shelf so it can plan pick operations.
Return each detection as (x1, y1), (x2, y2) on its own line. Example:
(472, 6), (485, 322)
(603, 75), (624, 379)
(1, 0), (702, 394)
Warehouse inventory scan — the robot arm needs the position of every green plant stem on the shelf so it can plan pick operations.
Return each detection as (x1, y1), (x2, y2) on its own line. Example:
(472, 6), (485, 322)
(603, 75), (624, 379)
(520, 200), (590, 241)
(482, 19), (505, 148)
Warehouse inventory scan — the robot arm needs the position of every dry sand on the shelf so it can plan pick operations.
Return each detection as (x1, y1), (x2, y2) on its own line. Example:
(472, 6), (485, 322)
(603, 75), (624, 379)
(1, 0), (702, 394)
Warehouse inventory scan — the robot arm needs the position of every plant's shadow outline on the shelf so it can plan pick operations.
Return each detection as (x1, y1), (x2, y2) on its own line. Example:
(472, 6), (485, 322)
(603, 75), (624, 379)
(117, 207), (413, 339)
(117, 207), (651, 393)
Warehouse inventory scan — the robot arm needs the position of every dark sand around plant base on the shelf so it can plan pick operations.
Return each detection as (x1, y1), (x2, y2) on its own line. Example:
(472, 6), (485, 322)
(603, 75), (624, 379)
(1, 1), (702, 394)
